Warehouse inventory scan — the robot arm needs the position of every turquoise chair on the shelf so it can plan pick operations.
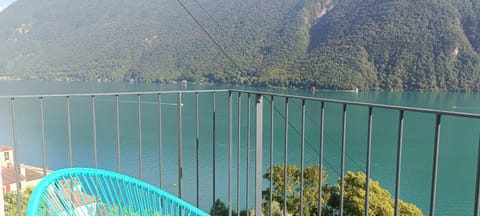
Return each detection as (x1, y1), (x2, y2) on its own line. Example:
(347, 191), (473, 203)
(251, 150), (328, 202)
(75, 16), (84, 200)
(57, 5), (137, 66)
(26, 168), (209, 216)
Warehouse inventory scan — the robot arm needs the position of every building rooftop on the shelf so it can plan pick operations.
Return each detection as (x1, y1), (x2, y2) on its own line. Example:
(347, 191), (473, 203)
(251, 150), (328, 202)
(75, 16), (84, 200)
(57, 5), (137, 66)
(0, 146), (13, 152)
(2, 165), (48, 185)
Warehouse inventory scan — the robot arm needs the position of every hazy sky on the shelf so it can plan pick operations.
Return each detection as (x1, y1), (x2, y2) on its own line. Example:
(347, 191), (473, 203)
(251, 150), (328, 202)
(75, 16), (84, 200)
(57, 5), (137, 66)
(0, 0), (16, 8)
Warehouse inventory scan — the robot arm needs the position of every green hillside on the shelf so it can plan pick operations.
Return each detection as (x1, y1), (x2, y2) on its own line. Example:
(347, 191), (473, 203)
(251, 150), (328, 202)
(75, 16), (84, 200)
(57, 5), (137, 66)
(303, 0), (480, 91)
(0, 0), (323, 83)
(0, 0), (479, 91)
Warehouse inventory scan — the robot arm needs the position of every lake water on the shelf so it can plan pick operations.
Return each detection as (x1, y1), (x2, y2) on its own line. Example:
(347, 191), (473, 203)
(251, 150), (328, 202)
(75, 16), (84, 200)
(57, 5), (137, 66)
(0, 80), (479, 215)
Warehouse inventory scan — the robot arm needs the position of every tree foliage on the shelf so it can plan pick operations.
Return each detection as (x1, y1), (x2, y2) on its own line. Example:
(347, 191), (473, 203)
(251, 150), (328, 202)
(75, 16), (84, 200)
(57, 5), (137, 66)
(0, 0), (321, 85)
(305, 0), (480, 91)
(263, 164), (328, 215)
(262, 165), (423, 216)
(0, 0), (479, 91)
(4, 188), (32, 216)
(327, 171), (423, 216)
(210, 199), (249, 216)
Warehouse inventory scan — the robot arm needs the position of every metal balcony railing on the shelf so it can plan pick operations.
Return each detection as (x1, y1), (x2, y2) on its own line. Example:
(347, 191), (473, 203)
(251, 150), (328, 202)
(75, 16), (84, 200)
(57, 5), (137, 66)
(1, 89), (480, 216)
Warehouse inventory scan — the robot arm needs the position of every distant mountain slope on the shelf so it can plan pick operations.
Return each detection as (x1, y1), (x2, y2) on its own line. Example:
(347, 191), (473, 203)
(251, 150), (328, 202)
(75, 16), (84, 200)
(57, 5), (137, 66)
(303, 0), (480, 91)
(0, 0), (480, 91)
(0, 0), (322, 83)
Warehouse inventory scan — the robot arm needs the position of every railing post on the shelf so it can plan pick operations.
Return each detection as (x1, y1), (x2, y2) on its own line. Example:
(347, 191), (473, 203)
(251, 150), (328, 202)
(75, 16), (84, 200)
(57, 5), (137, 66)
(237, 93), (241, 216)
(255, 94), (263, 216)
(195, 92), (200, 207)
(269, 96), (274, 216)
(115, 95), (121, 173)
(66, 96), (73, 168)
(158, 94), (163, 188)
(394, 110), (405, 216)
(91, 96), (97, 168)
(39, 97), (47, 176)
(318, 101), (325, 216)
(430, 114), (441, 216)
(300, 99), (306, 216)
(10, 98), (21, 216)
(137, 94), (143, 180)
(284, 97), (289, 216)
(228, 91), (233, 216)
(474, 134), (480, 216)
(339, 104), (347, 216)
(365, 107), (373, 216)
(212, 92), (217, 216)
(177, 92), (183, 198)
(246, 93), (251, 214)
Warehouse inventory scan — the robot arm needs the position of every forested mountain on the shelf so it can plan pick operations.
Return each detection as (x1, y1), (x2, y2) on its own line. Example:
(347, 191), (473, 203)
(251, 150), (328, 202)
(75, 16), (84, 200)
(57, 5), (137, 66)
(0, 0), (323, 83)
(0, 0), (479, 91)
(303, 0), (480, 91)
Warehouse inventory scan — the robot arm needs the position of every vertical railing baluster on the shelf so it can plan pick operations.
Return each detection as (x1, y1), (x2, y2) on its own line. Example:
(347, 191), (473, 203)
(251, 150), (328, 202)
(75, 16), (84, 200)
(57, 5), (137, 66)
(339, 104), (347, 216)
(300, 99), (306, 216)
(318, 101), (325, 216)
(195, 92), (200, 207)
(158, 93), (163, 188)
(430, 114), (441, 216)
(237, 93), (241, 216)
(5, 90), (480, 215)
(39, 97), (47, 176)
(255, 94), (263, 216)
(246, 93), (251, 213)
(283, 97), (289, 216)
(394, 110), (405, 216)
(91, 96), (97, 168)
(10, 98), (21, 216)
(228, 91), (233, 216)
(212, 92), (217, 216)
(269, 96), (274, 216)
(474, 134), (480, 216)
(115, 95), (121, 173)
(137, 94), (143, 179)
(365, 107), (373, 215)
(66, 96), (73, 168)
(177, 92), (183, 198)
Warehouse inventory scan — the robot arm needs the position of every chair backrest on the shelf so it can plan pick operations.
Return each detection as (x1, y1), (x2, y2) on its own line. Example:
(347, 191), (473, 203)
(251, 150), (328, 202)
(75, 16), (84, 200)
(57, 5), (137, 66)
(26, 168), (209, 216)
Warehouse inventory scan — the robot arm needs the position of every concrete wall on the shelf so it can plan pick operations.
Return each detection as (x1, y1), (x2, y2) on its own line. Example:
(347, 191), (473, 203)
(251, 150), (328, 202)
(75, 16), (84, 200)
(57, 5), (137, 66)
(0, 150), (13, 168)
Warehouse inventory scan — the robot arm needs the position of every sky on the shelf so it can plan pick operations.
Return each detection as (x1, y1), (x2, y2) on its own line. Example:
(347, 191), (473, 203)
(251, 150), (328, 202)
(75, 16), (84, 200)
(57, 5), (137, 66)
(0, 0), (16, 9)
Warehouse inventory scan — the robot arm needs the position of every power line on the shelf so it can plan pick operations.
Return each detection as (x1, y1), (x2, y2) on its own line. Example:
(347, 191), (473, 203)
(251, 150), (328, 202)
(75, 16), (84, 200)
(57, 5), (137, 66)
(174, 0), (342, 173)
(174, 0), (244, 75)
(173, 0), (363, 176)
(189, 0), (229, 34)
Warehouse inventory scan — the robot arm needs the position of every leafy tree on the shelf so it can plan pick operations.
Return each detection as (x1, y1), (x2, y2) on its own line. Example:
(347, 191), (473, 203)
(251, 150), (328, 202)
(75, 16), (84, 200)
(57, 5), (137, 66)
(263, 165), (423, 216)
(327, 171), (422, 216)
(210, 199), (231, 216)
(4, 188), (32, 216)
(210, 199), (249, 216)
(262, 164), (328, 215)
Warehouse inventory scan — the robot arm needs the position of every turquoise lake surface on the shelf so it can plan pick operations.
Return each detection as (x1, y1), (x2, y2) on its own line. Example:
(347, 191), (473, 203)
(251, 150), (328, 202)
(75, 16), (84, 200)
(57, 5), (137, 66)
(0, 80), (479, 215)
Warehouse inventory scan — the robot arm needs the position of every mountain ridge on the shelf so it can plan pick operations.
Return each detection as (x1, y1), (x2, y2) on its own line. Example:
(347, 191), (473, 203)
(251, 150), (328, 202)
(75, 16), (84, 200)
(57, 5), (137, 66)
(0, 0), (479, 91)
(301, 0), (480, 91)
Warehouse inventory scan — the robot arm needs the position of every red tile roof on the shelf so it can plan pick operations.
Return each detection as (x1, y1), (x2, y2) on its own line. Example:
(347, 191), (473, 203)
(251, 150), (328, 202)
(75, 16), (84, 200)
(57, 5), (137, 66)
(0, 146), (13, 152)
(2, 165), (47, 185)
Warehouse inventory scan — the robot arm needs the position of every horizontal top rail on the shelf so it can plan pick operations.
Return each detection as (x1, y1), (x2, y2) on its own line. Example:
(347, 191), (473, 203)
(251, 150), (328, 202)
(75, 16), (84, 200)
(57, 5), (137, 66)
(0, 89), (230, 99)
(230, 90), (480, 119)
(1, 89), (479, 119)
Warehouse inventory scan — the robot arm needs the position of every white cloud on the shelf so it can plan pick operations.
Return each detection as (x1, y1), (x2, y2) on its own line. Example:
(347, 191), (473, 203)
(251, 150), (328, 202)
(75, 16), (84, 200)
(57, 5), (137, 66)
(0, 6), (3, 12)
